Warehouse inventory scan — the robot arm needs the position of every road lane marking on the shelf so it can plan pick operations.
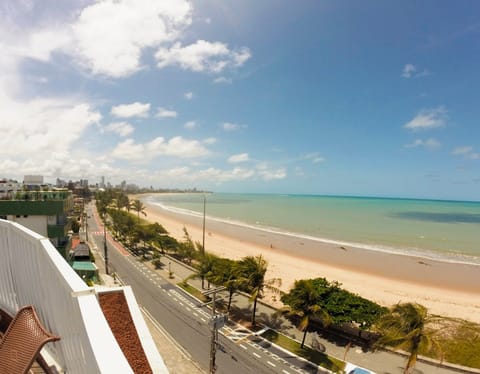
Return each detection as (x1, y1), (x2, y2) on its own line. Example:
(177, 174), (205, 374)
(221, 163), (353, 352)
(282, 370), (290, 374)
(267, 361), (276, 367)
(239, 344), (247, 350)
(252, 352), (261, 359)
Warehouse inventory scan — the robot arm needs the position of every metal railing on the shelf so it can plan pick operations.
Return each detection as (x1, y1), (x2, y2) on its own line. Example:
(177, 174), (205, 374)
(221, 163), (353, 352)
(0, 220), (133, 373)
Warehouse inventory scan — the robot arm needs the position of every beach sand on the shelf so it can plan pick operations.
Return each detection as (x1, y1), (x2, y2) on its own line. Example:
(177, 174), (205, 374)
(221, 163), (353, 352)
(138, 195), (480, 323)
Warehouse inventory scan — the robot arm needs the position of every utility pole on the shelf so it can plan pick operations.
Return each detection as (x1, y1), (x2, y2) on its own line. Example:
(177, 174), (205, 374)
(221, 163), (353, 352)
(85, 211), (89, 242)
(202, 194), (206, 257)
(202, 286), (226, 373)
(103, 212), (109, 275)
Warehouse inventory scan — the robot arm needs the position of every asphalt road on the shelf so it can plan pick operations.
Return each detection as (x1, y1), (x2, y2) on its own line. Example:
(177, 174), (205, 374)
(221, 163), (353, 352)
(87, 204), (325, 374)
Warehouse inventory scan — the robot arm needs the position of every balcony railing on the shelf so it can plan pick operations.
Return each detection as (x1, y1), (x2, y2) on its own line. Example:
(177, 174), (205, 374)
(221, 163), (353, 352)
(0, 220), (138, 373)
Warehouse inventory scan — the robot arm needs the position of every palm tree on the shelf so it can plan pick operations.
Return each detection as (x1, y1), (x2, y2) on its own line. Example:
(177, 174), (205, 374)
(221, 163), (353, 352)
(131, 199), (147, 222)
(116, 193), (130, 211)
(196, 253), (218, 289)
(210, 258), (240, 312)
(281, 278), (331, 348)
(375, 302), (442, 374)
(237, 255), (281, 326)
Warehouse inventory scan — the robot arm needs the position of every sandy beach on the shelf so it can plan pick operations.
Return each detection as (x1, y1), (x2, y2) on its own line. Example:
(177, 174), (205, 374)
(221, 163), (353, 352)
(138, 195), (480, 324)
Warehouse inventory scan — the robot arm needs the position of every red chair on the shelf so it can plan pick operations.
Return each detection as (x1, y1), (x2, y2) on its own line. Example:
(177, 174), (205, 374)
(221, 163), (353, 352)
(0, 305), (60, 374)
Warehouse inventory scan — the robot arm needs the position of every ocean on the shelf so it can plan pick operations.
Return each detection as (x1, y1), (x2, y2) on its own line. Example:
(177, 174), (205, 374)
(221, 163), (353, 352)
(145, 193), (480, 265)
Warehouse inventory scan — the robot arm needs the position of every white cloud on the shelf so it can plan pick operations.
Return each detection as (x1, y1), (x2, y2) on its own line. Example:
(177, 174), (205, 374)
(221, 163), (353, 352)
(402, 64), (417, 78)
(156, 107), (178, 118)
(203, 137), (217, 145)
(213, 76), (232, 84)
(196, 167), (255, 182)
(111, 102), (150, 118)
(105, 122), (134, 137)
(258, 167), (287, 181)
(303, 152), (326, 163)
(184, 120), (197, 129)
(184, 91), (193, 100)
(401, 63), (430, 79)
(452, 146), (473, 155)
(452, 146), (479, 160)
(0, 97), (100, 157)
(71, 0), (193, 77)
(404, 107), (447, 131)
(1, 0), (252, 84)
(228, 153), (249, 163)
(111, 136), (210, 161)
(0, 94), (101, 179)
(154, 166), (255, 184)
(155, 40), (251, 73)
(404, 138), (441, 150)
(164, 136), (209, 158)
(222, 122), (246, 131)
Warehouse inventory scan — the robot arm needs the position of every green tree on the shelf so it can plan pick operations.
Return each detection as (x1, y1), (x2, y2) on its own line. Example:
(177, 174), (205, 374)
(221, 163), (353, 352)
(116, 193), (130, 211)
(323, 286), (387, 329)
(157, 235), (179, 254)
(210, 258), (240, 312)
(177, 227), (196, 264)
(196, 253), (218, 289)
(70, 217), (80, 234)
(375, 303), (442, 374)
(237, 255), (281, 326)
(131, 199), (147, 222)
(281, 278), (332, 348)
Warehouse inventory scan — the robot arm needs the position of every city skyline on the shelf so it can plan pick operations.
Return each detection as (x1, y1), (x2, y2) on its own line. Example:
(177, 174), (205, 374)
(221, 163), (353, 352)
(1, 1), (479, 201)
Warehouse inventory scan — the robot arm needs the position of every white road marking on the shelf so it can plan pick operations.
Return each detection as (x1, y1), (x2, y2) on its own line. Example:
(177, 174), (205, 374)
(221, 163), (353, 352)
(267, 361), (276, 367)
(252, 352), (261, 359)
(239, 344), (248, 350)
(193, 312), (198, 317)
(200, 318), (206, 322)
(282, 370), (291, 374)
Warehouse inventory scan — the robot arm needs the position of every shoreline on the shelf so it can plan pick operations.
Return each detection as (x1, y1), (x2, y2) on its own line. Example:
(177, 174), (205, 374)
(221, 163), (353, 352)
(135, 194), (480, 323)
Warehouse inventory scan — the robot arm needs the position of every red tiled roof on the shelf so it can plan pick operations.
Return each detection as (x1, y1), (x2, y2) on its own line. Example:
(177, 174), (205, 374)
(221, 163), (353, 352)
(71, 237), (80, 249)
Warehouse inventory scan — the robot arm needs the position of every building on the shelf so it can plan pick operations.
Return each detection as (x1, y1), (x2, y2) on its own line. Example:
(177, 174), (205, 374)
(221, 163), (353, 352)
(24, 175), (44, 185)
(0, 189), (73, 257)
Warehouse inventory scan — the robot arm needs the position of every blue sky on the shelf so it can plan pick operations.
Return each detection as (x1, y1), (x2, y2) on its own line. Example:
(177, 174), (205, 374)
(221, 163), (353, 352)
(1, 1), (479, 200)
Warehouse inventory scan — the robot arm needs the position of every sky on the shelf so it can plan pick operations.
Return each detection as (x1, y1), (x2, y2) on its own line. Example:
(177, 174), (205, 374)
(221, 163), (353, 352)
(1, 0), (479, 201)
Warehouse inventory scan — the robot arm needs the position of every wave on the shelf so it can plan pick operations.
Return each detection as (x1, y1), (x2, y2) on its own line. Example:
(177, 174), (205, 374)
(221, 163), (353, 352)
(149, 200), (480, 266)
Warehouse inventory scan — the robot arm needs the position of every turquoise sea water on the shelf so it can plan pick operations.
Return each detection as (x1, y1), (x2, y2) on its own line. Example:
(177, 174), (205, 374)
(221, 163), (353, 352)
(146, 193), (480, 264)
